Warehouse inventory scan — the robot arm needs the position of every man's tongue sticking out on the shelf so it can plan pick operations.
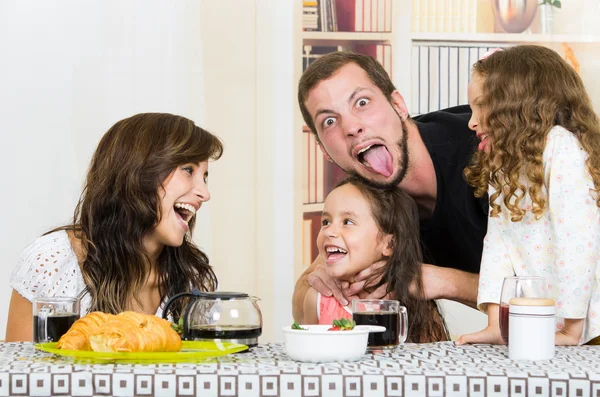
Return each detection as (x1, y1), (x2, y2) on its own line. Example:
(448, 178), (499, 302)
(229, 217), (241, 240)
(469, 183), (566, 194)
(363, 146), (393, 177)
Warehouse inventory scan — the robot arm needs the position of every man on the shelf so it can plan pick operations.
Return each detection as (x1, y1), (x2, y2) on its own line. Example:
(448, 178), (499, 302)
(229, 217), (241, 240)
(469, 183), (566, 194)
(293, 51), (488, 324)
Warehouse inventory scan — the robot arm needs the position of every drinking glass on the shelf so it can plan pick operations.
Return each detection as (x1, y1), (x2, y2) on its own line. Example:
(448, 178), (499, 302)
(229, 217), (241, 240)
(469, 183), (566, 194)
(499, 276), (548, 344)
(33, 297), (80, 343)
(352, 299), (408, 349)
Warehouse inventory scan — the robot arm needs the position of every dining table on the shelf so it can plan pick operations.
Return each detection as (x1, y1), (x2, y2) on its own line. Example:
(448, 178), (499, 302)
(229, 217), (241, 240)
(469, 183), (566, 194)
(1, 341), (599, 396)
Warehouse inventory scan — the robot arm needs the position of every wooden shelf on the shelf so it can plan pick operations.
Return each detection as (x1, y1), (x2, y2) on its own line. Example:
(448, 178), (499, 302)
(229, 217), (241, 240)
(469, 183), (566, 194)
(411, 32), (600, 44)
(303, 31), (394, 45)
(302, 202), (324, 213)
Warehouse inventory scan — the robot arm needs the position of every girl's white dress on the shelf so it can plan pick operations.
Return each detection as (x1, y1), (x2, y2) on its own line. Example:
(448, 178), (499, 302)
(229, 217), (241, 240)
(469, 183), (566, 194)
(477, 126), (600, 344)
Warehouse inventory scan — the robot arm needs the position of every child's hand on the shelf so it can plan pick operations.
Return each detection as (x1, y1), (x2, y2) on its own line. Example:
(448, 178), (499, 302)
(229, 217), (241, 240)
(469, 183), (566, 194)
(555, 318), (584, 346)
(456, 303), (503, 345)
(555, 330), (580, 346)
(455, 326), (505, 345)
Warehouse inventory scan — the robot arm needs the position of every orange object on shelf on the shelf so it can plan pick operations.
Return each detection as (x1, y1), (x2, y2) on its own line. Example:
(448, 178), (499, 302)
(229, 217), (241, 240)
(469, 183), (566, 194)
(561, 43), (580, 74)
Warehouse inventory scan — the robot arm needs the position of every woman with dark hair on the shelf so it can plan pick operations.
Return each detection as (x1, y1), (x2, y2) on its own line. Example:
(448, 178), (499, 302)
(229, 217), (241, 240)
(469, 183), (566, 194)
(6, 113), (222, 341)
(303, 175), (448, 342)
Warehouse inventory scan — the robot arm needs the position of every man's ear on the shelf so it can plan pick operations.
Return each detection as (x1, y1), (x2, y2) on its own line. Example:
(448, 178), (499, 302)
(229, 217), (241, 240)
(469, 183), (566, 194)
(391, 91), (409, 121)
(317, 140), (333, 163)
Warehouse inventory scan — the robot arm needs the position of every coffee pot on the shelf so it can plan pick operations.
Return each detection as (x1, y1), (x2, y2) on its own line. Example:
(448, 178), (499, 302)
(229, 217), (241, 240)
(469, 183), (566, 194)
(163, 290), (263, 347)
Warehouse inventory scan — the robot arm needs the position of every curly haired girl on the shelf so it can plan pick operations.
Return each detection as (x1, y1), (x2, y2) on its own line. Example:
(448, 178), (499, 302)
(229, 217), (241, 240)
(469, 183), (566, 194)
(459, 45), (600, 346)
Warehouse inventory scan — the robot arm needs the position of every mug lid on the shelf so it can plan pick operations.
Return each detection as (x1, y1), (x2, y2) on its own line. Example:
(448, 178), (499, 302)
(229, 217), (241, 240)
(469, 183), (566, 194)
(196, 291), (249, 300)
(509, 297), (555, 307)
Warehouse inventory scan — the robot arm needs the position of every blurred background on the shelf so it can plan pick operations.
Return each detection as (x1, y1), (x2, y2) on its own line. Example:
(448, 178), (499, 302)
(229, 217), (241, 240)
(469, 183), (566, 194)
(1, 0), (597, 342)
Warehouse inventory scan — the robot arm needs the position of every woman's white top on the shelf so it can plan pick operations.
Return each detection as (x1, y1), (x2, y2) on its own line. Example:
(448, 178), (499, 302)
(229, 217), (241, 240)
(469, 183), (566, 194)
(10, 230), (163, 317)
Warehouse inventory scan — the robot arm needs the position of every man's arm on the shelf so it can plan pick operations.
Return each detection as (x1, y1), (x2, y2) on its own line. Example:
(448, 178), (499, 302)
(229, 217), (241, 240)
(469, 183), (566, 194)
(420, 264), (479, 308)
(347, 263), (479, 307)
(292, 257), (348, 323)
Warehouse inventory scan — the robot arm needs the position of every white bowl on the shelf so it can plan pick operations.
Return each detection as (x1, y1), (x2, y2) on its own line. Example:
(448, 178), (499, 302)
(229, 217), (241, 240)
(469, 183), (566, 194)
(281, 324), (385, 363)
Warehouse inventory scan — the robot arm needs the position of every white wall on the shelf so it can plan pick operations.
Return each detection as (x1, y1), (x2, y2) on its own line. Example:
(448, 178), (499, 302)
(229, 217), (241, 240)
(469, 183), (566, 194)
(0, 0), (210, 339)
(199, 0), (295, 343)
(0, 0), (296, 343)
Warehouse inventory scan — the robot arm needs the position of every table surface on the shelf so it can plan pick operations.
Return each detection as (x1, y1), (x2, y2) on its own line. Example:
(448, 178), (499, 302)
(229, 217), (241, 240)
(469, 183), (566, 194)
(1, 342), (600, 396)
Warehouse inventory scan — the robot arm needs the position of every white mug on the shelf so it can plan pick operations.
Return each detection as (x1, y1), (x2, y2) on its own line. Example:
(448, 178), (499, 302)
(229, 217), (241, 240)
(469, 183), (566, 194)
(508, 297), (555, 361)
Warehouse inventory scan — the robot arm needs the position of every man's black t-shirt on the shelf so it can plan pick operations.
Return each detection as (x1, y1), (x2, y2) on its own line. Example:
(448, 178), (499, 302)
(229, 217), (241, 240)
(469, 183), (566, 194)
(413, 105), (488, 274)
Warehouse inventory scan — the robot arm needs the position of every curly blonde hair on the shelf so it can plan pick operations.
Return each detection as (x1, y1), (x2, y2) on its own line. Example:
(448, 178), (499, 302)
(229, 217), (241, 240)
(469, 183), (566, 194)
(464, 45), (600, 221)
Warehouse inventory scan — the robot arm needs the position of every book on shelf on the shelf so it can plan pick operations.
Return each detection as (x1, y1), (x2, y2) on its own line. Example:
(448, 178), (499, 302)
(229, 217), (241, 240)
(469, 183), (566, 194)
(384, 0), (392, 31)
(302, 44), (391, 80)
(355, 0), (363, 32)
(448, 47), (459, 109)
(317, 0), (337, 32)
(303, 1), (320, 31)
(411, 0), (494, 33)
(304, 0), (394, 33)
(324, 162), (347, 200)
(303, 45), (345, 71)
(303, 127), (325, 204)
(302, 211), (322, 265)
(302, 217), (314, 266)
(354, 43), (392, 77)
(383, 44), (392, 78)
(363, 0), (372, 31)
(410, 44), (505, 115)
(303, 8), (319, 31)
(336, 0), (358, 31)
(303, 127), (348, 204)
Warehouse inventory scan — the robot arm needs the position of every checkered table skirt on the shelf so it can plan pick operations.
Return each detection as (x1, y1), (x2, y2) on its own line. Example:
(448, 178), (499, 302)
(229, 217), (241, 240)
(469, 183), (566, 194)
(1, 342), (600, 396)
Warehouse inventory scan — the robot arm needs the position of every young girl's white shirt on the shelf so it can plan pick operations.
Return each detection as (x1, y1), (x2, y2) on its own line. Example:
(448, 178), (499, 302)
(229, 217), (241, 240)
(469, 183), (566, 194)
(10, 230), (164, 317)
(477, 126), (600, 344)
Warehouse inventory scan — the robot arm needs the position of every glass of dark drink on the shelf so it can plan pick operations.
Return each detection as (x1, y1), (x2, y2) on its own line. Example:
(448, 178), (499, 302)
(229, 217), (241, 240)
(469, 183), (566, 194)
(499, 276), (548, 345)
(33, 297), (80, 343)
(352, 299), (407, 350)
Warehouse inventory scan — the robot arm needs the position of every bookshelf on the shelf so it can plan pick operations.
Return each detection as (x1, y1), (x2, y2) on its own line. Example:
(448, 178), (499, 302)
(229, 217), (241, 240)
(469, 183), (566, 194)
(405, 0), (600, 117)
(294, 0), (401, 276)
(303, 31), (394, 42)
(411, 32), (600, 44)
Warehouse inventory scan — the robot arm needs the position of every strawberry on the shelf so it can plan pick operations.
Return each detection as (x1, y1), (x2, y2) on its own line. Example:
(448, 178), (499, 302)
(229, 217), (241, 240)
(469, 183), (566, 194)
(327, 318), (356, 331)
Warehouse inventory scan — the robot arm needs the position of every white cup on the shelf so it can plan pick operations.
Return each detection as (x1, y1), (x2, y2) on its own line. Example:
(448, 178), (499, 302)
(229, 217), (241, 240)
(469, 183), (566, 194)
(508, 297), (555, 361)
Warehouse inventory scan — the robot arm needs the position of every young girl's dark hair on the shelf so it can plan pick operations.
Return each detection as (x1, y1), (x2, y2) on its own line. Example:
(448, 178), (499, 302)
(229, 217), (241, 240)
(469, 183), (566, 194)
(336, 175), (448, 342)
(50, 113), (222, 319)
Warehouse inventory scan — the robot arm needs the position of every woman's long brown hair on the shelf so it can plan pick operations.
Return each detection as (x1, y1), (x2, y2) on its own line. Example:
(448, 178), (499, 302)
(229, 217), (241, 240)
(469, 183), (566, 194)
(50, 113), (221, 318)
(464, 45), (600, 220)
(336, 176), (448, 342)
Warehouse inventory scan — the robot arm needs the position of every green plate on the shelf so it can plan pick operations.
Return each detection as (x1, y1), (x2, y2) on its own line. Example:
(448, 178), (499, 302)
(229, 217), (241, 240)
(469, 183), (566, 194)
(34, 341), (248, 363)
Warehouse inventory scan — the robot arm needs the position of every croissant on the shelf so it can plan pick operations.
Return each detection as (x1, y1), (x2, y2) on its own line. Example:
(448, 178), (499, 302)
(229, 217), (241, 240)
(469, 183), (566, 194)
(89, 311), (182, 353)
(56, 311), (114, 351)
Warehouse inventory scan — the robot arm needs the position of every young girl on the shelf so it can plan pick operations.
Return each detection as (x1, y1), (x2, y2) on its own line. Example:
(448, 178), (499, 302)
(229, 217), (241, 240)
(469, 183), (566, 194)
(459, 45), (600, 346)
(303, 175), (448, 342)
(6, 113), (223, 341)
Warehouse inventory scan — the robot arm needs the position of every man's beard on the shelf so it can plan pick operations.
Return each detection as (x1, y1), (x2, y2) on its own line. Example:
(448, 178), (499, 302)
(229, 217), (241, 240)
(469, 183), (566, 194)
(348, 120), (409, 189)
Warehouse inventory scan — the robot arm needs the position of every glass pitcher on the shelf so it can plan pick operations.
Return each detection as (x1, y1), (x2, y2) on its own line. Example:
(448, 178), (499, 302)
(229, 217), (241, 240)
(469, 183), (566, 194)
(163, 290), (263, 347)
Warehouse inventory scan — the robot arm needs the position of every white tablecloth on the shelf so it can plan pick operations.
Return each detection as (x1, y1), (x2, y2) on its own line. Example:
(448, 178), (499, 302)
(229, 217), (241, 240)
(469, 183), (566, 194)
(1, 342), (600, 396)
